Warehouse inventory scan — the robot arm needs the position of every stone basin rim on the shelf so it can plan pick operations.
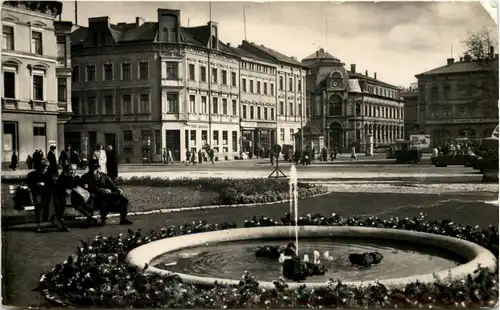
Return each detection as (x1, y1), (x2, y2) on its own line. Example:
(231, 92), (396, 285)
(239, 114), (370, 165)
(127, 226), (498, 291)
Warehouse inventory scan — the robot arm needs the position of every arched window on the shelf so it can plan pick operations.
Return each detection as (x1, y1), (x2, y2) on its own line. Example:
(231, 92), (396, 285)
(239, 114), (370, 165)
(328, 95), (342, 116)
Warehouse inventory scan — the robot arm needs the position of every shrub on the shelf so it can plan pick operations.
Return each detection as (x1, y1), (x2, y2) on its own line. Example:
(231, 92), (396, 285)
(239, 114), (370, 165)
(39, 213), (498, 308)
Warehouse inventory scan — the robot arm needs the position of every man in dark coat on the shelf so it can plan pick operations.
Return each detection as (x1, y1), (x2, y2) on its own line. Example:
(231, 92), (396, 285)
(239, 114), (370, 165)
(10, 151), (18, 170)
(105, 145), (118, 181)
(80, 159), (132, 226)
(58, 145), (72, 169)
(47, 145), (58, 176)
(26, 158), (56, 232)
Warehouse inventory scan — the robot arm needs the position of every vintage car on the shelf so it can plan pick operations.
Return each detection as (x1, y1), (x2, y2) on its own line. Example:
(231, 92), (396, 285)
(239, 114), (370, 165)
(431, 151), (479, 167)
(394, 140), (422, 164)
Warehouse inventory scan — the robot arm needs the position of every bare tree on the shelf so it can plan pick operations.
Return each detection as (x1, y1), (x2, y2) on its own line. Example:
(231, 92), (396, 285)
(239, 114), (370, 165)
(462, 27), (499, 119)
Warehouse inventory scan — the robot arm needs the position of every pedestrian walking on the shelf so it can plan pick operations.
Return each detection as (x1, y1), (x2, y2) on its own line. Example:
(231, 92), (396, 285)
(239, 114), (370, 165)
(168, 148), (173, 164)
(58, 145), (72, 169)
(163, 148), (168, 164)
(92, 144), (107, 174)
(350, 146), (357, 161)
(190, 149), (197, 165)
(198, 149), (203, 164)
(185, 149), (191, 165)
(47, 145), (59, 177)
(10, 151), (18, 171)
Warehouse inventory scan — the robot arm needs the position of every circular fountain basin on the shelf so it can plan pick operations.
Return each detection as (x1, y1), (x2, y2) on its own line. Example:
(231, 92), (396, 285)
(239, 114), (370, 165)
(127, 226), (498, 290)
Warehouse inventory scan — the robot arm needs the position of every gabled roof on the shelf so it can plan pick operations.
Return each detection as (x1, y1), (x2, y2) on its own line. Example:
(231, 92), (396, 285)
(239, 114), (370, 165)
(242, 40), (304, 67)
(415, 59), (497, 77)
(348, 72), (398, 89)
(303, 48), (340, 62)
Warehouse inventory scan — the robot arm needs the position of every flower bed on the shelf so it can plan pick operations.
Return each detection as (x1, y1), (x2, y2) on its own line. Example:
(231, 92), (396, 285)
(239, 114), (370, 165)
(38, 213), (498, 308)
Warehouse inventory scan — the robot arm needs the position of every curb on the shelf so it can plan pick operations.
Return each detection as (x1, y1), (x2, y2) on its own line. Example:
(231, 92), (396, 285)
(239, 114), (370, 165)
(3, 188), (331, 228)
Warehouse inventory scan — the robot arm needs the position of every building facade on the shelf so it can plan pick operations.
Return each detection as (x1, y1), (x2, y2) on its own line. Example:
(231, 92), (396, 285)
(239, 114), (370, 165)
(238, 41), (307, 148)
(67, 9), (241, 163)
(303, 48), (404, 152)
(415, 52), (499, 147)
(402, 90), (420, 139)
(2, 1), (72, 166)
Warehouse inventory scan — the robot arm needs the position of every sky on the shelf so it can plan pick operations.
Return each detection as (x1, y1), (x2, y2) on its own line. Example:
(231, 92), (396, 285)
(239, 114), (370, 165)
(61, 1), (498, 86)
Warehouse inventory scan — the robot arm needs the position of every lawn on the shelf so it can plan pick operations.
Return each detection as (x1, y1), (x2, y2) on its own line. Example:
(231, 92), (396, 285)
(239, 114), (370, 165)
(1, 184), (220, 218)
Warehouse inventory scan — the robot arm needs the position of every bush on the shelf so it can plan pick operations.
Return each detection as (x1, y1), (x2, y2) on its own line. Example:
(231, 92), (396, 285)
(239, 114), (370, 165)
(39, 213), (498, 308)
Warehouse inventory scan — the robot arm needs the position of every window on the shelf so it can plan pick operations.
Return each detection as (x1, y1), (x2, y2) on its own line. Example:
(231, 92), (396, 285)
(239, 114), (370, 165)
(232, 99), (237, 116)
(264, 82), (268, 95)
(139, 94), (150, 113)
(222, 98), (228, 115)
(189, 95), (196, 113)
(87, 96), (96, 115)
(289, 77), (293, 91)
(221, 70), (227, 85)
(298, 80), (302, 92)
(355, 103), (361, 116)
(212, 97), (218, 114)
(279, 102), (284, 115)
(202, 130), (208, 144)
(250, 80), (254, 93)
(139, 61), (149, 79)
(56, 35), (65, 58)
(3, 71), (15, 98)
(201, 96), (207, 114)
(279, 76), (284, 90)
(31, 31), (42, 54)
(103, 63), (113, 81)
(2, 26), (14, 50)
(257, 81), (261, 94)
(250, 106), (254, 119)
(122, 94), (132, 114)
(103, 95), (114, 115)
(189, 64), (195, 80)
(167, 93), (178, 113)
(72, 66), (79, 82)
(71, 97), (80, 115)
(243, 105), (247, 119)
(231, 72), (236, 86)
(271, 108), (275, 120)
(213, 131), (219, 145)
(211, 68), (218, 83)
(289, 102), (294, 116)
(200, 66), (207, 82)
(155, 130), (161, 154)
(33, 123), (46, 136)
(57, 78), (67, 102)
(86, 65), (96, 81)
(165, 62), (178, 80)
(264, 107), (268, 120)
(298, 103), (302, 117)
(257, 107), (261, 119)
(123, 131), (133, 142)
(122, 63), (131, 80)
(232, 131), (238, 152)
(242, 78), (247, 92)
(280, 128), (285, 141)
(222, 131), (228, 145)
(33, 75), (44, 100)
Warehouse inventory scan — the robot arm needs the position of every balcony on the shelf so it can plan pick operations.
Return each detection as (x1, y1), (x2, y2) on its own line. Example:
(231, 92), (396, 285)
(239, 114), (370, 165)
(2, 98), (19, 110)
(162, 112), (181, 121)
(211, 115), (239, 124)
(187, 113), (210, 122)
(56, 57), (71, 68)
(161, 78), (184, 88)
(57, 101), (69, 112)
(30, 100), (47, 111)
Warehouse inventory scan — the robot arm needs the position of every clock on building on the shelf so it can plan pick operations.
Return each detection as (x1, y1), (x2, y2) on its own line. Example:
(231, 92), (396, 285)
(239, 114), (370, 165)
(330, 79), (343, 88)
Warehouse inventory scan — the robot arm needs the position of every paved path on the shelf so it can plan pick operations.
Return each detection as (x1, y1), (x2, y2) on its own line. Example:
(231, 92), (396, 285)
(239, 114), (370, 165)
(2, 191), (497, 307)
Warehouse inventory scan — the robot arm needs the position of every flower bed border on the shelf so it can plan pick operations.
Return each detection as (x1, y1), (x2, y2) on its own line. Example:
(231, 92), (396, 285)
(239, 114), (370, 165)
(38, 213), (499, 308)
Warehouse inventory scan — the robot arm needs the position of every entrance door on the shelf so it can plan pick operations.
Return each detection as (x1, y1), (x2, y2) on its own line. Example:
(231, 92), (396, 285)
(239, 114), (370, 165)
(3, 121), (18, 162)
(88, 131), (97, 152)
(329, 122), (342, 148)
(104, 133), (117, 152)
(33, 123), (47, 155)
(165, 129), (181, 161)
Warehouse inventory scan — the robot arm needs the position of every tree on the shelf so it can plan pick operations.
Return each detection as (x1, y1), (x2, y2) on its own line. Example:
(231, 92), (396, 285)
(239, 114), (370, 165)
(462, 27), (499, 119)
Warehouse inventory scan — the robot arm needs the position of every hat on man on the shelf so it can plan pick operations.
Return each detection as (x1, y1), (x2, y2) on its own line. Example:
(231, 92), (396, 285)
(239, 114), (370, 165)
(88, 159), (101, 170)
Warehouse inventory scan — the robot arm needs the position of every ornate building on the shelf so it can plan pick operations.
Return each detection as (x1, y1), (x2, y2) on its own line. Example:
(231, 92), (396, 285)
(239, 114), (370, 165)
(303, 48), (404, 152)
(68, 9), (240, 163)
(415, 52), (499, 147)
(2, 1), (72, 166)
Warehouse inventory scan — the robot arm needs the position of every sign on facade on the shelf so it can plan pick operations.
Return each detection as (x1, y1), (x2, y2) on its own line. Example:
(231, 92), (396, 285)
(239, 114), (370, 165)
(410, 135), (431, 148)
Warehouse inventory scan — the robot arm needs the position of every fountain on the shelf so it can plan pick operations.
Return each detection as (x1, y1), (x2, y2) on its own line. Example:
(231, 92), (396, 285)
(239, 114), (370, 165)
(127, 165), (498, 290)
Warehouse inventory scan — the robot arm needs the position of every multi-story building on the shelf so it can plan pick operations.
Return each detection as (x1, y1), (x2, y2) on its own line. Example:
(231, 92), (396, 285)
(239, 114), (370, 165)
(2, 1), (72, 166)
(227, 45), (278, 156)
(67, 9), (240, 163)
(238, 41), (307, 148)
(303, 48), (404, 151)
(415, 52), (499, 147)
(402, 90), (420, 139)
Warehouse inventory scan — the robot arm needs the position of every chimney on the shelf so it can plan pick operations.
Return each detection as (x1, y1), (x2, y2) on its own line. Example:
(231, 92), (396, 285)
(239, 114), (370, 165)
(447, 58), (454, 66)
(365, 70), (368, 76)
(490, 46), (494, 59)
(350, 64), (356, 73)
(319, 48), (324, 53)
(374, 72), (377, 79)
(316, 50), (319, 57)
(136, 17), (145, 27)
(227, 42), (231, 47)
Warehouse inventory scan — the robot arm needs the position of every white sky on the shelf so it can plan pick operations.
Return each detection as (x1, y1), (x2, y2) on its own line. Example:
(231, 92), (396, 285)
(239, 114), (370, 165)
(61, 0), (498, 86)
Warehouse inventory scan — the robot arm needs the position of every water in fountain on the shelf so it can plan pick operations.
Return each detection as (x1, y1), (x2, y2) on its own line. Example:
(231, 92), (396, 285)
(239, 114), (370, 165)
(289, 164), (299, 254)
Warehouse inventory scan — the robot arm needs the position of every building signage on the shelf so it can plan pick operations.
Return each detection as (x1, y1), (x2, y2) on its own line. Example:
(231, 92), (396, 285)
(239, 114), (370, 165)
(186, 123), (209, 129)
(257, 122), (276, 128)
(410, 134), (431, 149)
(49, 140), (57, 146)
(240, 122), (258, 128)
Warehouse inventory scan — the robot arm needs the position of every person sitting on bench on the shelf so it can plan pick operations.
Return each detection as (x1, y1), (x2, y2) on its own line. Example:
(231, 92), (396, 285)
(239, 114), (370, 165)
(56, 163), (97, 230)
(26, 158), (56, 232)
(80, 159), (132, 226)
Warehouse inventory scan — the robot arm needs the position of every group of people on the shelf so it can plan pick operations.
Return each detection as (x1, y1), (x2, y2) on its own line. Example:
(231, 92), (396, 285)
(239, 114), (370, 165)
(16, 143), (130, 233)
(184, 146), (215, 165)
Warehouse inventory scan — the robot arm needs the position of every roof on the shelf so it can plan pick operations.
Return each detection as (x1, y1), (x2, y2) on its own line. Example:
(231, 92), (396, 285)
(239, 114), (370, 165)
(241, 40), (304, 67)
(347, 79), (362, 93)
(302, 48), (340, 62)
(415, 59), (497, 77)
(403, 91), (418, 98)
(348, 71), (398, 89)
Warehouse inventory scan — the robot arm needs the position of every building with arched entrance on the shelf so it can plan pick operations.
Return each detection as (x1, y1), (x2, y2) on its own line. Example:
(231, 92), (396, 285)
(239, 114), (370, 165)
(302, 48), (405, 153)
